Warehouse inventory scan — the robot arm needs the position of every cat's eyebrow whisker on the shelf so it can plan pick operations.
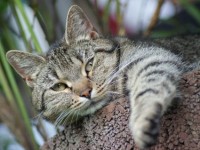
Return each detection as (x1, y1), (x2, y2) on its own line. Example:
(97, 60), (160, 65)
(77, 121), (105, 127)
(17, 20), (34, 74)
(101, 76), (127, 90)
(108, 76), (128, 85)
(94, 47), (132, 89)
(105, 51), (138, 85)
(102, 45), (130, 80)
(104, 66), (119, 81)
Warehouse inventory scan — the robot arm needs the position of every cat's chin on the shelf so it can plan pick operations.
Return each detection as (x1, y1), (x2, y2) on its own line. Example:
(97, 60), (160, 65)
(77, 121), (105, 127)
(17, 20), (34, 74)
(81, 94), (112, 116)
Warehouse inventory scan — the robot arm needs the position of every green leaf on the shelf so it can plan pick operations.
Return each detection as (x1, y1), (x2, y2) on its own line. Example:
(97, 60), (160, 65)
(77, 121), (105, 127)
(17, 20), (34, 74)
(13, 0), (42, 53)
(180, 0), (200, 25)
(0, 0), (8, 13)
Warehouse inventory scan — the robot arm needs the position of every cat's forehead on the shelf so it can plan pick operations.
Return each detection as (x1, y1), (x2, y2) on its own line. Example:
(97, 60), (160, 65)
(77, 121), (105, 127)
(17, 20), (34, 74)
(45, 49), (81, 81)
(72, 40), (95, 57)
(47, 40), (95, 62)
(44, 41), (95, 81)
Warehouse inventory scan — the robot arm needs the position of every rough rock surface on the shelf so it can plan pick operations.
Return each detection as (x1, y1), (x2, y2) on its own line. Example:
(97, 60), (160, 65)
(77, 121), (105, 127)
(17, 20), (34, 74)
(41, 69), (200, 150)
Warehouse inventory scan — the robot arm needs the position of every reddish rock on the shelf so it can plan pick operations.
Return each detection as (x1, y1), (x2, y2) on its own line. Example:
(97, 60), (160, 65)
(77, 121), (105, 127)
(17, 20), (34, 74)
(179, 132), (188, 140)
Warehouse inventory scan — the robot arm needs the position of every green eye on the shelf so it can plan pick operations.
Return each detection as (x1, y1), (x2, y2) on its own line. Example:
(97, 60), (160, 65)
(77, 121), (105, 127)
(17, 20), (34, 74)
(85, 58), (94, 73)
(51, 83), (68, 91)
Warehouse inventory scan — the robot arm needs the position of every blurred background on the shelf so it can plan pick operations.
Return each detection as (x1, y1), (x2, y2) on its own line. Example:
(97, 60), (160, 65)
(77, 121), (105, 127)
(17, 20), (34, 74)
(0, 0), (200, 150)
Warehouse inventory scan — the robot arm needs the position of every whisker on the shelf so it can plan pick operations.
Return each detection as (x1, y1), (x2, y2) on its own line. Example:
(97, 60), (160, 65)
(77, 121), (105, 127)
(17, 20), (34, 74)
(75, 109), (80, 124)
(101, 44), (129, 80)
(32, 111), (43, 120)
(106, 91), (125, 96)
(104, 54), (136, 86)
(55, 109), (73, 126)
(70, 109), (77, 125)
(107, 76), (127, 86)
(104, 65), (120, 82)
(96, 76), (127, 96)
(63, 109), (75, 125)
(55, 111), (66, 126)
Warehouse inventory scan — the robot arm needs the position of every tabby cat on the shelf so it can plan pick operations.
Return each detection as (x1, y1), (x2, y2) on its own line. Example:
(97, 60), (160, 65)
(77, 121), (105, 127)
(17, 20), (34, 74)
(6, 5), (183, 149)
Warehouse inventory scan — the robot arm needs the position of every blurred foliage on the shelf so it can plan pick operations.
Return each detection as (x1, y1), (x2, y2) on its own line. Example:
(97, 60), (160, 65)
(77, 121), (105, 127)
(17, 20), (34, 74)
(0, 0), (45, 149)
(151, 0), (200, 37)
(0, 0), (64, 148)
(0, 0), (200, 149)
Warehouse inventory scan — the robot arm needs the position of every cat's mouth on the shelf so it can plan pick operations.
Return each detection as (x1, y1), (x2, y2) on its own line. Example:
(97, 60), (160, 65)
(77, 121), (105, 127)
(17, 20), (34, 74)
(54, 92), (113, 126)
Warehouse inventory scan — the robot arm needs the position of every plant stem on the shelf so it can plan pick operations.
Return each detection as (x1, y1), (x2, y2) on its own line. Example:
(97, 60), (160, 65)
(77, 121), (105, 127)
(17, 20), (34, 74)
(13, 0), (42, 53)
(0, 42), (38, 150)
(0, 64), (15, 104)
(10, 3), (30, 49)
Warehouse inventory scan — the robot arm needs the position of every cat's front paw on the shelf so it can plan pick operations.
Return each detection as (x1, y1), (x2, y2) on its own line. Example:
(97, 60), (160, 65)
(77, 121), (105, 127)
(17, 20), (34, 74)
(130, 105), (162, 149)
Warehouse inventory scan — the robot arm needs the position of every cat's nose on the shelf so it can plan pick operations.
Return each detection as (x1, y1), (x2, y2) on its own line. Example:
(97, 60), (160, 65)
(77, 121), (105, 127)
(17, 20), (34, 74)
(80, 88), (92, 99)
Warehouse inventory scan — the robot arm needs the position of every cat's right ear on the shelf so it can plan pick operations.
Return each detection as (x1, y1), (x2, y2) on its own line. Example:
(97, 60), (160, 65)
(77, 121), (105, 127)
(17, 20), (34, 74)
(6, 50), (45, 87)
(65, 5), (99, 44)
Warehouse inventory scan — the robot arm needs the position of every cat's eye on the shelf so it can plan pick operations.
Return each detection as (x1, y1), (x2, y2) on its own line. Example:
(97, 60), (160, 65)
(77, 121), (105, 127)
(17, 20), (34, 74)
(51, 83), (68, 91)
(85, 58), (94, 73)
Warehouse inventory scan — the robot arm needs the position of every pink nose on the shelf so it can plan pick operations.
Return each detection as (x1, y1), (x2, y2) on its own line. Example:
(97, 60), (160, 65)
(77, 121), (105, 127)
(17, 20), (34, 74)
(80, 88), (92, 98)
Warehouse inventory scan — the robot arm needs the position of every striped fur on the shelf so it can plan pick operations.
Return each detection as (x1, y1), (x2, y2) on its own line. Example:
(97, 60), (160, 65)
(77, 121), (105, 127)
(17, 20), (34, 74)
(6, 5), (183, 149)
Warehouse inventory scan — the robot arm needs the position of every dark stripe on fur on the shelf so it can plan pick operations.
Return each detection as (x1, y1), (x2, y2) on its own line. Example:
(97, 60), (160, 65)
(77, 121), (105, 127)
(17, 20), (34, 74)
(37, 89), (47, 112)
(147, 78), (156, 83)
(123, 55), (154, 88)
(144, 70), (176, 83)
(135, 88), (159, 100)
(137, 60), (179, 77)
(52, 70), (59, 79)
(63, 49), (74, 64)
(116, 40), (121, 70)
(162, 82), (171, 94)
(122, 73), (129, 95)
(95, 39), (120, 54)
(124, 55), (152, 74)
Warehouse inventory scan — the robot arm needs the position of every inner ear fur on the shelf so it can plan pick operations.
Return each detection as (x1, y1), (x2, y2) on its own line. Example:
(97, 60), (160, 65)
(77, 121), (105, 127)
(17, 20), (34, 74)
(65, 5), (99, 44)
(6, 50), (45, 87)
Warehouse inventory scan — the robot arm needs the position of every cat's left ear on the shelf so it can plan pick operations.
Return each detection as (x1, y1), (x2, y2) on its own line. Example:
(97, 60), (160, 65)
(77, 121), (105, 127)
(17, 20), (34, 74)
(6, 50), (45, 87)
(65, 5), (99, 44)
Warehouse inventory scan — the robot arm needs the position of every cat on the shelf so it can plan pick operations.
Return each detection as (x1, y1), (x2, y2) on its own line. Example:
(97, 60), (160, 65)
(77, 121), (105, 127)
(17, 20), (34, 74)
(6, 5), (183, 149)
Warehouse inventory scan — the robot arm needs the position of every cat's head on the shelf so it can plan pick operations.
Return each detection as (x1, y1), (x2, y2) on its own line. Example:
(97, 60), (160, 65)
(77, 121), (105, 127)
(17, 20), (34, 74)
(6, 5), (119, 125)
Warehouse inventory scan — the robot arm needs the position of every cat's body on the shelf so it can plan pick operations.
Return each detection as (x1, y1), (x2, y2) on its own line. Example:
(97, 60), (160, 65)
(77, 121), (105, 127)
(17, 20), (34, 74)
(7, 5), (184, 149)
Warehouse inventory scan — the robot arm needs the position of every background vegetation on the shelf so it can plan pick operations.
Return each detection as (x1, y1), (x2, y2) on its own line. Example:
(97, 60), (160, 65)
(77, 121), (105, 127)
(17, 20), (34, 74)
(0, 0), (200, 149)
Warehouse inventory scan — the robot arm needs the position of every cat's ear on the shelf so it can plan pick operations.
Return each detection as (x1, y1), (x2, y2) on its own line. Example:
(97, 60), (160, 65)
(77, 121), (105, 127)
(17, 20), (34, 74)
(65, 5), (99, 44)
(6, 50), (45, 87)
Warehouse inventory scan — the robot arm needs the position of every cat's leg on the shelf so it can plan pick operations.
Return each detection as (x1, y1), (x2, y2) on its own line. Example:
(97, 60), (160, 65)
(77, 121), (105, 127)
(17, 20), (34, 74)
(129, 84), (176, 148)
(127, 61), (181, 148)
